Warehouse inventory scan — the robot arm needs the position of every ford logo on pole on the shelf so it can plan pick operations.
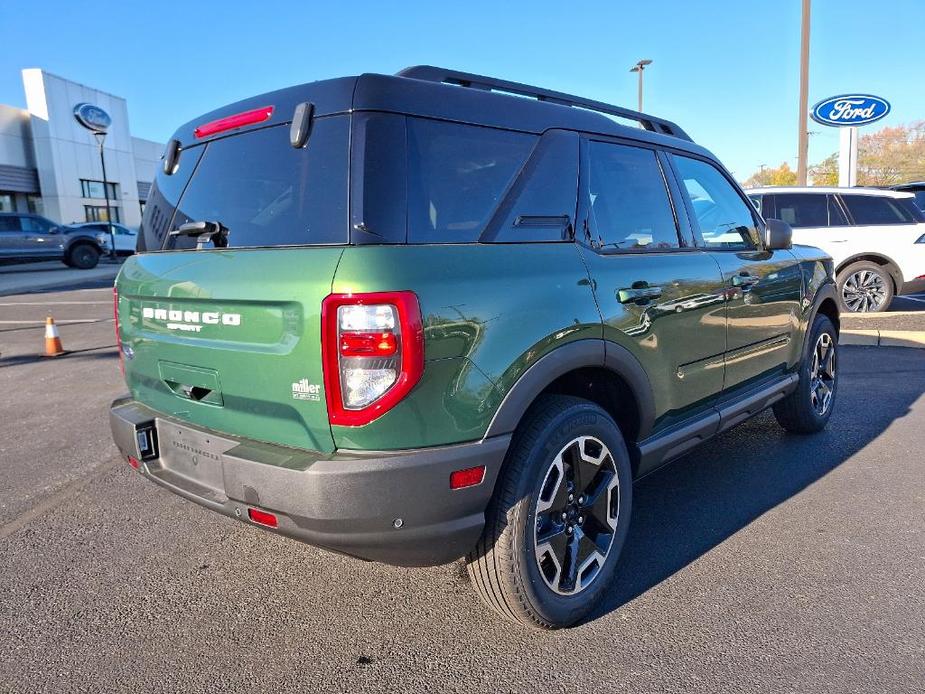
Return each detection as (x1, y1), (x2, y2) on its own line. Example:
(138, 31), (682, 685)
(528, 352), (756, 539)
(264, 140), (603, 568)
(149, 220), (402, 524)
(73, 103), (112, 133)
(811, 94), (890, 127)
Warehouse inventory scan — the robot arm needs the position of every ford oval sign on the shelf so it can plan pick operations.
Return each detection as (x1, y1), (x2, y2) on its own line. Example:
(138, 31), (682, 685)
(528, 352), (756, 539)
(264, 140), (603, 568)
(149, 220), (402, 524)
(811, 94), (890, 127)
(73, 103), (112, 133)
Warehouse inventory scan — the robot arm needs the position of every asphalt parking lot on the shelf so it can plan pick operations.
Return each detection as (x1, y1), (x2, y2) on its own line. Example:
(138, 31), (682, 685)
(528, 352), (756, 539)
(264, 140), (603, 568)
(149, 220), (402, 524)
(1, 281), (924, 693)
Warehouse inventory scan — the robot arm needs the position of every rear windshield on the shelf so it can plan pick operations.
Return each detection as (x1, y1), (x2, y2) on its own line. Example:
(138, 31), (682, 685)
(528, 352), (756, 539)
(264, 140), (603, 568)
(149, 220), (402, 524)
(142, 117), (349, 251)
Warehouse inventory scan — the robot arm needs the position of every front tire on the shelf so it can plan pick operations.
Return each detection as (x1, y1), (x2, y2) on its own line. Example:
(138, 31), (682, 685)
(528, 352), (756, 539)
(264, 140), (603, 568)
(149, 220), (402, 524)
(773, 314), (838, 434)
(837, 261), (893, 313)
(67, 243), (101, 270)
(466, 395), (632, 629)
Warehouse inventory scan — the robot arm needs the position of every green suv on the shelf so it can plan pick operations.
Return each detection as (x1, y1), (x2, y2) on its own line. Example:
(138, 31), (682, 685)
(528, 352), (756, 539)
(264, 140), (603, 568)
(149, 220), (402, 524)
(109, 67), (840, 629)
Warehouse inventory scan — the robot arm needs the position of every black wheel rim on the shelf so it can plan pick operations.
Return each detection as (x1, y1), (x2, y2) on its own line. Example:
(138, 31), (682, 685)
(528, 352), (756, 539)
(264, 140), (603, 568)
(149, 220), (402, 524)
(533, 436), (619, 596)
(842, 269), (887, 312)
(74, 247), (94, 266)
(810, 332), (836, 416)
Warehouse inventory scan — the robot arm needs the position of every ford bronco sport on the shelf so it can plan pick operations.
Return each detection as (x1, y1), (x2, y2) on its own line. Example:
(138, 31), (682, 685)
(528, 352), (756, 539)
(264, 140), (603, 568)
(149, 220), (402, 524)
(110, 66), (840, 629)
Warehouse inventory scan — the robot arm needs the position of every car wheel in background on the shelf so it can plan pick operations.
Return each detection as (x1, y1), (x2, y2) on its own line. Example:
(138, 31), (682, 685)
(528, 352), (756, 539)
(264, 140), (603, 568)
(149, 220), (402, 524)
(466, 395), (632, 629)
(836, 261), (893, 313)
(67, 243), (101, 270)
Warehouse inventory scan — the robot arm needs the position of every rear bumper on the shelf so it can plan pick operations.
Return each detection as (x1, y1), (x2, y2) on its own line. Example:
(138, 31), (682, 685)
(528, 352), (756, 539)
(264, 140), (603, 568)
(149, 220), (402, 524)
(110, 398), (509, 566)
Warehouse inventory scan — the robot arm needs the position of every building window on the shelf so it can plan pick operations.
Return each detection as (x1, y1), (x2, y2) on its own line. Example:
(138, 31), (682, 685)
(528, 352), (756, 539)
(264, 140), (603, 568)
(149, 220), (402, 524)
(26, 195), (43, 215)
(139, 201), (146, 217)
(0, 192), (13, 212)
(85, 205), (121, 223)
(80, 179), (119, 200)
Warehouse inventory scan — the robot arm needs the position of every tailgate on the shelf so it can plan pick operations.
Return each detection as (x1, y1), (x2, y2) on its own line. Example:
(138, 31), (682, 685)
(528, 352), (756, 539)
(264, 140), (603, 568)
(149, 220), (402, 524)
(116, 247), (343, 453)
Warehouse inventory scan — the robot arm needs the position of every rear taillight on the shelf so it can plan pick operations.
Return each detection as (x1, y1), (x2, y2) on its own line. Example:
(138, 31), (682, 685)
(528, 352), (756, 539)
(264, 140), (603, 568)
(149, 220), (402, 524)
(113, 285), (124, 375)
(321, 292), (424, 426)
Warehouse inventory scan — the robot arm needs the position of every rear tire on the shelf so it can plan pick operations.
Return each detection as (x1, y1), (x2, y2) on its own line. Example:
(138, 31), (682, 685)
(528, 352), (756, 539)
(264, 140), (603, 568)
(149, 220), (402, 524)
(773, 314), (838, 434)
(466, 395), (632, 629)
(836, 261), (893, 313)
(67, 243), (100, 270)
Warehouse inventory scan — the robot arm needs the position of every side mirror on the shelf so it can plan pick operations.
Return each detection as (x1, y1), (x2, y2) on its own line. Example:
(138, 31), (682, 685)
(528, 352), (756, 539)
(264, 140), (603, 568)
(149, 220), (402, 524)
(764, 218), (793, 250)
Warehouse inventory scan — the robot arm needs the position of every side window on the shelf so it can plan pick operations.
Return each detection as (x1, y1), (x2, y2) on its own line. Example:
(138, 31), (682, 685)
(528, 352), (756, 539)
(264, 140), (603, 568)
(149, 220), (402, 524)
(586, 141), (680, 250)
(773, 194), (828, 228)
(0, 216), (21, 232)
(841, 195), (916, 225)
(406, 119), (536, 243)
(672, 155), (759, 249)
(748, 194), (763, 216)
(21, 216), (54, 233)
(827, 195), (849, 226)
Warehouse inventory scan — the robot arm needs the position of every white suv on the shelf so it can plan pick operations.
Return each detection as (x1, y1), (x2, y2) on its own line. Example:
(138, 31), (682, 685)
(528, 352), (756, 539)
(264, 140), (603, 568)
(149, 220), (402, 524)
(748, 187), (925, 312)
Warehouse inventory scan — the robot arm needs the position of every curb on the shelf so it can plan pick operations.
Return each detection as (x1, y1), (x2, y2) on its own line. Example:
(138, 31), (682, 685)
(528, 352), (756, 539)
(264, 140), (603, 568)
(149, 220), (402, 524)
(840, 329), (925, 349)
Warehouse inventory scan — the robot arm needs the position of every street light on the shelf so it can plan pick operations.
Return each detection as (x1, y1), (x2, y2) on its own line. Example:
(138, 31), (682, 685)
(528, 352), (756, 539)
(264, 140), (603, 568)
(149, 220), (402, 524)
(92, 131), (117, 259)
(629, 59), (653, 113)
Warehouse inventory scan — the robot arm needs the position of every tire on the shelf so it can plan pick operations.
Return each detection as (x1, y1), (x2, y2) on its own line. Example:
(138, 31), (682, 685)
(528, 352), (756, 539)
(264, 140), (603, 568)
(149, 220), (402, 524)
(466, 395), (633, 629)
(836, 261), (893, 313)
(67, 243), (100, 270)
(773, 314), (838, 434)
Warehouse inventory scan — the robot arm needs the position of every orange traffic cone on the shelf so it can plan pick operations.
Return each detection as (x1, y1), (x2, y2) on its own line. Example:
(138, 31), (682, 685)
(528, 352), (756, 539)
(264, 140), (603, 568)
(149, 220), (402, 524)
(43, 316), (65, 357)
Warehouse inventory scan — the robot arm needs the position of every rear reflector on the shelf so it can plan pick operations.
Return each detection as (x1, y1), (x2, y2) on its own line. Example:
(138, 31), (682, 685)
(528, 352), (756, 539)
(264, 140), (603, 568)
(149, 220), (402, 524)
(247, 507), (278, 528)
(450, 465), (486, 490)
(127, 456), (140, 470)
(194, 106), (274, 139)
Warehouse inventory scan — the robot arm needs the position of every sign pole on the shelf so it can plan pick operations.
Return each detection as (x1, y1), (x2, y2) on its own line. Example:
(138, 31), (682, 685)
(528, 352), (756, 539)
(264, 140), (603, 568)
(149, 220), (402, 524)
(838, 126), (858, 187)
(797, 0), (811, 185)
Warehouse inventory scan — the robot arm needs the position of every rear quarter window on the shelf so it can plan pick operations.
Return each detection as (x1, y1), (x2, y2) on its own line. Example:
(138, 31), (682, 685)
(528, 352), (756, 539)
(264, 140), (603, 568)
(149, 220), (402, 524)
(841, 195), (916, 225)
(405, 119), (536, 243)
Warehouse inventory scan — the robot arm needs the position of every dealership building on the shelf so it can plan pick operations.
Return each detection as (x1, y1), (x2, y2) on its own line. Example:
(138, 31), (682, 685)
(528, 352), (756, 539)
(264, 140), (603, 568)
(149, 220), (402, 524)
(0, 69), (163, 229)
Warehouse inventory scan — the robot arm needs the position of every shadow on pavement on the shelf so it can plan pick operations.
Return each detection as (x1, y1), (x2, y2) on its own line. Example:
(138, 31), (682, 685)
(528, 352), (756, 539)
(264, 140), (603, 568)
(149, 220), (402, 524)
(589, 345), (925, 621)
(0, 346), (117, 369)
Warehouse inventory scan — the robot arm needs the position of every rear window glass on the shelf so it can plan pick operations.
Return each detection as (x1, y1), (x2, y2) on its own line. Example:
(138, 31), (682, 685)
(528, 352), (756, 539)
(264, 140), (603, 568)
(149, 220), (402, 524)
(162, 118), (348, 250)
(586, 141), (679, 250)
(406, 119), (535, 243)
(841, 195), (916, 225)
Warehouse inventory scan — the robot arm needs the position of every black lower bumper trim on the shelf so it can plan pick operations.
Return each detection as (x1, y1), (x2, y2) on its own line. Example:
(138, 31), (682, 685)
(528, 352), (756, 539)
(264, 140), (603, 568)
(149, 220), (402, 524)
(110, 398), (510, 566)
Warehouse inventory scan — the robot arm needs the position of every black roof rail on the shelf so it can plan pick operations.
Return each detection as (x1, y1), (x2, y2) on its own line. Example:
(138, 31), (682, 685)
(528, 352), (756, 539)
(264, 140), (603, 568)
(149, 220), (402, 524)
(396, 65), (692, 142)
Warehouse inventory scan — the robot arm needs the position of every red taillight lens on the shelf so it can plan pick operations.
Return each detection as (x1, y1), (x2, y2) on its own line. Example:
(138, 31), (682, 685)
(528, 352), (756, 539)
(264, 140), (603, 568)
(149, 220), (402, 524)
(339, 332), (398, 357)
(321, 292), (424, 427)
(450, 465), (486, 490)
(127, 455), (140, 470)
(113, 285), (124, 375)
(247, 508), (278, 528)
(194, 105), (273, 139)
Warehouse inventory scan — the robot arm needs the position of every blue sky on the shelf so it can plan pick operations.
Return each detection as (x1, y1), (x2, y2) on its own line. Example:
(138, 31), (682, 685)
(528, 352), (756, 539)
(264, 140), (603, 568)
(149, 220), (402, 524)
(1, 0), (922, 181)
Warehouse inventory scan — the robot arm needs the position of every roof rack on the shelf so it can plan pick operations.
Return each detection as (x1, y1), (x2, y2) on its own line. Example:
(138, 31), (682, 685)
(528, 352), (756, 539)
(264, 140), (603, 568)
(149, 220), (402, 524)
(396, 65), (692, 142)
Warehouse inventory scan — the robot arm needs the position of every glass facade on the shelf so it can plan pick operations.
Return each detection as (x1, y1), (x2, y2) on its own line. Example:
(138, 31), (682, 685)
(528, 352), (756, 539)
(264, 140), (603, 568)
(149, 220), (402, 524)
(84, 205), (121, 223)
(80, 179), (119, 200)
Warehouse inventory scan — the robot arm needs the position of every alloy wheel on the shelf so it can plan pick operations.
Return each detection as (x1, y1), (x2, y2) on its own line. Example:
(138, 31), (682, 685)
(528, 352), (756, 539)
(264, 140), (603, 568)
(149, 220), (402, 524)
(809, 332), (836, 416)
(842, 269), (887, 312)
(533, 436), (620, 596)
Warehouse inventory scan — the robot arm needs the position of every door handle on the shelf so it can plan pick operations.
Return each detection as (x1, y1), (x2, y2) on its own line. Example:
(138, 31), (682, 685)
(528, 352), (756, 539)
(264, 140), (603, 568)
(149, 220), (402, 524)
(732, 273), (760, 288)
(618, 285), (663, 304)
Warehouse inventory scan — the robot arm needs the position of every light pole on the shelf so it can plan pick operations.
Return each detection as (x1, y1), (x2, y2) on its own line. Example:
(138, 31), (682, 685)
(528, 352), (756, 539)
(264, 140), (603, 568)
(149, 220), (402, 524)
(93, 131), (117, 259)
(629, 59), (652, 113)
(797, 0), (812, 185)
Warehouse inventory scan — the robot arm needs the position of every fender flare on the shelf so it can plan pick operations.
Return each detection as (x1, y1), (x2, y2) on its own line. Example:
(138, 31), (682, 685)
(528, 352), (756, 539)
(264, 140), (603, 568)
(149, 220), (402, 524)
(800, 280), (839, 356)
(483, 339), (656, 441)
